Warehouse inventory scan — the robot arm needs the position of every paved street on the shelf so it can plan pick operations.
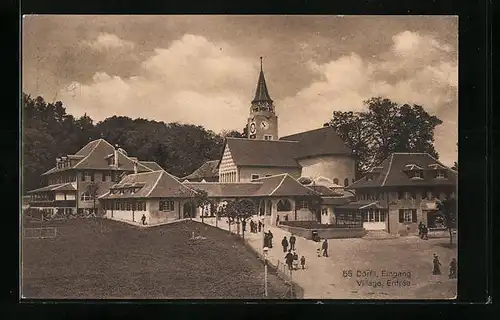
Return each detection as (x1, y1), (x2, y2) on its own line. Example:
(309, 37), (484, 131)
(197, 216), (457, 299)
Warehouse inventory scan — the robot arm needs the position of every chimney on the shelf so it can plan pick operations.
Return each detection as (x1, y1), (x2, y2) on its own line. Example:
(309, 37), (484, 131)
(114, 144), (119, 168)
(133, 161), (138, 174)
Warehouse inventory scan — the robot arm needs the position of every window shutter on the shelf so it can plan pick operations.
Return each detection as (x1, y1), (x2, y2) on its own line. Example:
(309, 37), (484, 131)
(399, 210), (404, 223)
(412, 209), (417, 222)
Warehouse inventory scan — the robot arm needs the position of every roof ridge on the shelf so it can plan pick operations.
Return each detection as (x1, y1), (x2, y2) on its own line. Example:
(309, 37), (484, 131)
(226, 137), (299, 143)
(73, 139), (103, 168)
(254, 173), (288, 181)
(381, 154), (394, 187)
(269, 174), (287, 196)
(280, 126), (334, 139)
(145, 171), (164, 197)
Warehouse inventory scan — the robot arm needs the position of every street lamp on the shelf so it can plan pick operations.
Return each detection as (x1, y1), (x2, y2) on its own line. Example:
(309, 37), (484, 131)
(263, 246), (269, 297)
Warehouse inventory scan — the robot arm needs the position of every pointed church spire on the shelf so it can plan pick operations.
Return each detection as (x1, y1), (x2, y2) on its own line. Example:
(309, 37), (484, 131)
(252, 57), (273, 104)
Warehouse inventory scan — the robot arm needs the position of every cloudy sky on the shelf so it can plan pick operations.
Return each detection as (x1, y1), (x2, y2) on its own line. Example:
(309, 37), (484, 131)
(22, 15), (458, 165)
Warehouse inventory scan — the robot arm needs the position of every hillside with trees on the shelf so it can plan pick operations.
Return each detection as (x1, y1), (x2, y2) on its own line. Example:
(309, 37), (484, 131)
(22, 93), (446, 193)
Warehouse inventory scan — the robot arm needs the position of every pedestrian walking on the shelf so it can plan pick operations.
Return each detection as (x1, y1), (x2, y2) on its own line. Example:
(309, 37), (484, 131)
(141, 214), (146, 225)
(422, 224), (429, 240)
(322, 239), (329, 257)
(300, 255), (306, 269)
(432, 254), (442, 275)
(449, 258), (457, 279)
(281, 236), (289, 253)
(292, 251), (299, 270)
(418, 221), (424, 238)
(285, 250), (294, 271)
(267, 230), (273, 248)
(276, 215), (280, 226)
(258, 220), (262, 232)
(289, 234), (296, 250)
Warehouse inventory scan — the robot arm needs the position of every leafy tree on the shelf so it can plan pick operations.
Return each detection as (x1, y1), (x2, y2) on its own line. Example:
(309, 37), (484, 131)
(329, 97), (443, 174)
(192, 189), (211, 224)
(436, 198), (457, 245)
(223, 199), (256, 239)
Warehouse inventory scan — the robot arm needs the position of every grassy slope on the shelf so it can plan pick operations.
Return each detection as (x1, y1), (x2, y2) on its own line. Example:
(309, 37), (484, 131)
(22, 219), (289, 299)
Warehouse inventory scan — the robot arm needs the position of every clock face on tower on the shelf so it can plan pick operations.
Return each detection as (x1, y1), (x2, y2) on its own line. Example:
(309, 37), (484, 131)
(260, 121), (269, 130)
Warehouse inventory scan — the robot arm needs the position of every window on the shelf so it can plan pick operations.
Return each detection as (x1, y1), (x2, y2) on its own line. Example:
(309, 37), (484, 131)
(333, 178), (339, 185)
(321, 208), (328, 216)
(422, 190), (434, 200)
(344, 178), (349, 187)
(264, 135), (273, 140)
(160, 200), (175, 211)
(436, 170), (446, 178)
(398, 209), (417, 223)
(81, 172), (86, 182)
(413, 171), (423, 179)
(80, 192), (94, 201)
(90, 173), (95, 182)
(277, 199), (292, 211)
(102, 173), (106, 182)
(297, 200), (308, 210)
(126, 202), (131, 211)
(251, 174), (260, 181)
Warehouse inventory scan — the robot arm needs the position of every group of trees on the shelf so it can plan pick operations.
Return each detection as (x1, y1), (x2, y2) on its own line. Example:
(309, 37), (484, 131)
(328, 97), (446, 176)
(22, 93), (246, 193)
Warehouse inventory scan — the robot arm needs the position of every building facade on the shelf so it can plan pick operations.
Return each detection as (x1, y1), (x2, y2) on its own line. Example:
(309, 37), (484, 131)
(340, 153), (457, 235)
(185, 58), (357, 187)
(26, 139), (163, 217)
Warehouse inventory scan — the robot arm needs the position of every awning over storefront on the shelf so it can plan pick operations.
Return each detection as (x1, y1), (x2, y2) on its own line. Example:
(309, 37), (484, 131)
(336, 201), (384, 210)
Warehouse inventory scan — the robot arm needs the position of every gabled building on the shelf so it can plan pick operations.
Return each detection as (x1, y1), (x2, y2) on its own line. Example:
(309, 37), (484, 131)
(182, 160), (220, 182)
(26, 139), (163, 217)
(339, 153), (457, 235)
(99, 170), (198, 225)
(186, 58), (357, 187)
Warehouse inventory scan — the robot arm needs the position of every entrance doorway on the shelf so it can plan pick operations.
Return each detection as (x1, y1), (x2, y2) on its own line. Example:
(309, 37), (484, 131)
(183, 202), (195, 219)
(362, 210), (386, 230)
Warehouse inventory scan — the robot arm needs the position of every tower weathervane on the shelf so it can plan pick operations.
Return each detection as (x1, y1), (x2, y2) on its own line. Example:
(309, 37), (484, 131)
(260, 57), (263, 71)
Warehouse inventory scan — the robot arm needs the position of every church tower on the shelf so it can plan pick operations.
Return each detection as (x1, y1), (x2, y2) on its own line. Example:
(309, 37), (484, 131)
(247, 57), (278, 140)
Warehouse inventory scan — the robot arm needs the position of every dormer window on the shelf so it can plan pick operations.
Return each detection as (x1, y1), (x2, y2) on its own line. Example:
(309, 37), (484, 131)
(436, 170), (446, 178)
(412, 170), (424, 179)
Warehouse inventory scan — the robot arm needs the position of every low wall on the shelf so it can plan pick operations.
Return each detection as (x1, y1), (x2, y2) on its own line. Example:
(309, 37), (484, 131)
(280, 224), (367, 239)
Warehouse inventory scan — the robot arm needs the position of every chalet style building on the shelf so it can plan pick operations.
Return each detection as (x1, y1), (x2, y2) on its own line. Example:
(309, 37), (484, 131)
(339, 153), (457, 235)
(99, 170), (352, 227)
(26, 139), (163, 217)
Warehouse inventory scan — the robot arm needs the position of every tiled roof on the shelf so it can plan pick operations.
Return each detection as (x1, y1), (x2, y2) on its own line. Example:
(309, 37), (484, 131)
(253, 174), (319, 197)
(27, 183), (76, 194)
(183, 174), (319, 198)
(225, 138), (300, 168)
(308, 185), (343, 197)
(42, 139), (155, 175)
(100, 170), (197, 199)
(184, 182), (263, 198)
(280, 126), (353, 159)
(183, 160), (220, 180)
(139, 161), (164, 171)
(348, 153), (458, 189)
(336, 200), (384, 210)
(321, 197), (353, 206)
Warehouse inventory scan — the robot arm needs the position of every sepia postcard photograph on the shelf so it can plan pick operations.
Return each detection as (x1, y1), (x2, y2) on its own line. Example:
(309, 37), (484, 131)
(21, 15), (458, 300)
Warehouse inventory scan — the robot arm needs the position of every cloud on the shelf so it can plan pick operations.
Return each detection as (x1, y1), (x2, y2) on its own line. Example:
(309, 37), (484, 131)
(279, 31), (457, 165)
(82, 33), (136, 51)
(60, 34), (254, 133)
